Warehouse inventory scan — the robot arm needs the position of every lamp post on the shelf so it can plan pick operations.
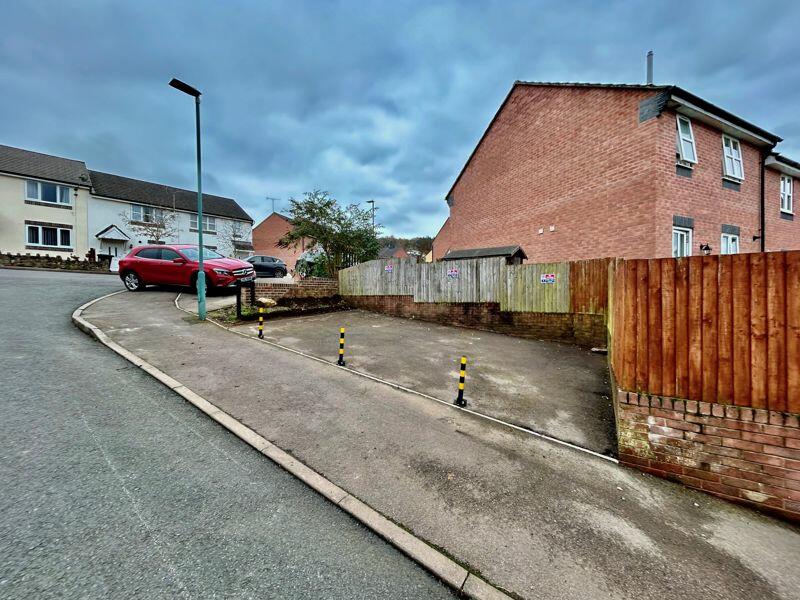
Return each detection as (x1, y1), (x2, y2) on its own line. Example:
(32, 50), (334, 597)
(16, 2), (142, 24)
(169, 77), (206, 320)
(367, 199), (375, 232)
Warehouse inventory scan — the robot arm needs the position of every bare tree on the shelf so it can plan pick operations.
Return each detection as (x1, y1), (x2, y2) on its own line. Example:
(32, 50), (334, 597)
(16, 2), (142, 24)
(120, 206), (179, 244)
(217, 220), (249, 256)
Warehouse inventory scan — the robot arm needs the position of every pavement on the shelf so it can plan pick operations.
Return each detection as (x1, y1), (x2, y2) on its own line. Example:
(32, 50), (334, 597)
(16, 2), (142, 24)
(226, 309), (615, 455)
(0, 269), (456, 599)
(83, 288), (800, 600)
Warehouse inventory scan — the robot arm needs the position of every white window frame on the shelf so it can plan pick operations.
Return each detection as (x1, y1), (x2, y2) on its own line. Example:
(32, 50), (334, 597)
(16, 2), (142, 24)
(26, 224), (72, 249)
(780, 174), (793, 214)
(25, 179), (72, 205)
(722, 135), (744, 181)
(675, 115), (697, 165)
(191, 214), (217, 232)
(131, 204), (159, 223)
(720, 233), (739, 255)
(672, 226), (693, 258)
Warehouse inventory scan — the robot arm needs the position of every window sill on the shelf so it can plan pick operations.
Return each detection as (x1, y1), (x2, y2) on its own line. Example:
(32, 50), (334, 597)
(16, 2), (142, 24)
(189, 228), (217, 234)
(25, 199), (72, 209)
(721, 175), (744, 184)
(26, 245), (73, 252)
(675, 160), (695, 169)
(780, 211), (794, 221)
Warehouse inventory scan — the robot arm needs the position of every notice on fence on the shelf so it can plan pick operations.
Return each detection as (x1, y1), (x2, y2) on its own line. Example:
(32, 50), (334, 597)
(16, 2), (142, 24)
(447, 267), (459, 279)
(540, 273), (556, 284)
(384, 264), (393, 273)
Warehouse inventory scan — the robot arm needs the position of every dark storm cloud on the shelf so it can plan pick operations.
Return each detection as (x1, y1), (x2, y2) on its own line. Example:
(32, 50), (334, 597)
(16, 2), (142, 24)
(2, 0), (799, 236)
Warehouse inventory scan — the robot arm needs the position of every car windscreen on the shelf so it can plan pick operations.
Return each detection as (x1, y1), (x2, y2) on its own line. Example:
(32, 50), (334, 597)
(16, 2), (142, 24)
(180, 247), (225, 260)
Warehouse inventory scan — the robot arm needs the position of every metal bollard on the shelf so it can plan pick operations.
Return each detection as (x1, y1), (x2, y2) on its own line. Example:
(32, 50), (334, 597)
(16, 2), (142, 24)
(258, 306), (264, 339)
(454, 356), (467, 407)
(337, 327), (346, 366)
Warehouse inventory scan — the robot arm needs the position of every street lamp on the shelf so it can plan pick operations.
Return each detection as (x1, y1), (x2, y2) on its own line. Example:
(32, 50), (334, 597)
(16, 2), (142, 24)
(366, 199), (376, 232)
(169, 77), (206, 320)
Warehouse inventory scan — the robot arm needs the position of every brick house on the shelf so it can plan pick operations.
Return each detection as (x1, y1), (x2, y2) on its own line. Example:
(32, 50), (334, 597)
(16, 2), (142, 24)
(432, 82), (799, 262)
(251, 212), (310, 269)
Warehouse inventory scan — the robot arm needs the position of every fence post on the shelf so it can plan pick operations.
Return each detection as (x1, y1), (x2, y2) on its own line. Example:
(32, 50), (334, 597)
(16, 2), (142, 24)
(258, 306), (264, 339)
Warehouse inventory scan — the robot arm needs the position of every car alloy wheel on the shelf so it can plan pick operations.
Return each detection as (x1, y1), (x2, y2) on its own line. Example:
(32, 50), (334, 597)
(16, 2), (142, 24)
(124, 272), (141, 291)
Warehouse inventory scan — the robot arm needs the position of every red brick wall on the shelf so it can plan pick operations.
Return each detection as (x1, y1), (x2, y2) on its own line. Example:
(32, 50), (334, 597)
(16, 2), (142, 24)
(251, 213), (310, 269)
(345, 295), (606, 347)
(765, 168), (798, 251)
(616, 389), (800, 522)
(246, 278), (339, 305)
(434, 85), (660, 261)
(433, 85), (800, 262)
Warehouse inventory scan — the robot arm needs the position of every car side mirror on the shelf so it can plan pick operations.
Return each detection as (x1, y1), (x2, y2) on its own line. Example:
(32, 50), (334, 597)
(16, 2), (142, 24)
(173, 257), (187, 264)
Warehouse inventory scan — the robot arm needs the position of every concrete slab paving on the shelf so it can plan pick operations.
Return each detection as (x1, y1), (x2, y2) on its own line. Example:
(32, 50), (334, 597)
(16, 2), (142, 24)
(232, 309), (615, 455)
(83, 289), (800, 600)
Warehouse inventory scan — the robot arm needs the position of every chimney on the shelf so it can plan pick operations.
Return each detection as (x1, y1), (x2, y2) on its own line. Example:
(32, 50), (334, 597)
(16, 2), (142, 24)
(646, 50), (654, 85)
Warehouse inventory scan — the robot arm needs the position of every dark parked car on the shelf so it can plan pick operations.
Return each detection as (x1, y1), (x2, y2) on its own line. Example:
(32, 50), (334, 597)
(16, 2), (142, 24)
(246, 255), (288, 278)
(118, 244), (255, 292)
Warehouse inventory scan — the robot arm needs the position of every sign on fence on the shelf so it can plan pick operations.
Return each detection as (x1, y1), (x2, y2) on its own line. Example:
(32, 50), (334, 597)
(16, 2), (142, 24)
(540, 273), (556, 284)
(384, 264), (393, 273)
(447, 267), (459, 279)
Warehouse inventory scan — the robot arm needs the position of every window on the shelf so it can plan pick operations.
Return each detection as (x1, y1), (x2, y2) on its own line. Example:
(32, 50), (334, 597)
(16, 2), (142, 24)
(160, 248), (181, 261)
(131, 204), (159, 223)
(722, 135), (744, 180)
(25, 224), (72, 248)
(191, 214), (216, 232)
(25, 180), (72, 205)
(781, 175), (793, 214)
(676, 116), (697, 164)
(672, 226), (692, 257)
(136, 248), (161, 259)
(721, 233), (739, 255)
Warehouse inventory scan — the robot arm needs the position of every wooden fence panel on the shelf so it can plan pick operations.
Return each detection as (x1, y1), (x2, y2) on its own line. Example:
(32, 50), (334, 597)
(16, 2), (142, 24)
(661, 259), (676, 398)
(609, 250), (798, 413)
(787, 251), (800, 414)
(717, 255), (733, 404)
(503, 262), (570, 312)
(570, 258), (611, 314)
(732, 254), (752, 406)
(750, 253), (768, 409)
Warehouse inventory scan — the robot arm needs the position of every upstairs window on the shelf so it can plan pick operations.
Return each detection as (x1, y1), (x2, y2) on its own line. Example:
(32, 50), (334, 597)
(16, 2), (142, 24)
(131, 204), (159, 223)
(781, 174), (793, 214)
(26, 180), (72, 205)
(675, 116), (697, 164)
(191, 214), (216, 232)
(722, 135), (744, 180)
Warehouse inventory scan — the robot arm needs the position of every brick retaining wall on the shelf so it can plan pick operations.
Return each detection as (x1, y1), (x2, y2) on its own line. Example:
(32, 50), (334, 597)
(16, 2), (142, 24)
(344, 294), (605, 347)
(246, 278), (339, 304)
(1, 252), (110, 272)
(616, 389), (800, 522)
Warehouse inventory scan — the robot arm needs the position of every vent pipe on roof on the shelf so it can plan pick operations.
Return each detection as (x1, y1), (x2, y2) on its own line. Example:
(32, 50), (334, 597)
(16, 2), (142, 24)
(646, 50), (654, 85)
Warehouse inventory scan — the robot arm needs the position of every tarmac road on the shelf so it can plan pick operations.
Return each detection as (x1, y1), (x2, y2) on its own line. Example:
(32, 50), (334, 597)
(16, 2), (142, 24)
(0, 269), (455, 599)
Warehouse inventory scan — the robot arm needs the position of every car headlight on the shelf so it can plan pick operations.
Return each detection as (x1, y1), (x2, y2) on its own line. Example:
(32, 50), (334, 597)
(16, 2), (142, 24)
(213, 268), (232, 276)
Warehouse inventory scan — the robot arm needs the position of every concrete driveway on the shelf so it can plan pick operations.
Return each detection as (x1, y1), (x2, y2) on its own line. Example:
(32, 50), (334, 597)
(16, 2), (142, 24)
(82, 289), (800, 600)
(235, 309), (615, 455)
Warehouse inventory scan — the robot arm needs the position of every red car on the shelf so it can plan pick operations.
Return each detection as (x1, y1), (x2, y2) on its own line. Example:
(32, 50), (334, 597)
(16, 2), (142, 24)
(119, 244), (255, 292)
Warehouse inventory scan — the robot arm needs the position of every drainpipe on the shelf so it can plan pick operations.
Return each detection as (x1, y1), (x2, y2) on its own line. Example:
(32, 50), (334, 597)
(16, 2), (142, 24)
(759, 150), (766, 252)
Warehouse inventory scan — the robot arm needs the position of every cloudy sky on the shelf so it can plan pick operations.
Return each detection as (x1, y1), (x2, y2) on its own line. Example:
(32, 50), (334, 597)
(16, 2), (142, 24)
(2, 1), (799, 237)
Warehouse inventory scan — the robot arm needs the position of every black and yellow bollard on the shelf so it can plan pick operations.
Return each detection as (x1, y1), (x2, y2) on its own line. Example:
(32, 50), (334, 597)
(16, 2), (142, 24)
(337, 327), (346, 366)
(257, 306), (264, 339)
(454, 356), (467, 407)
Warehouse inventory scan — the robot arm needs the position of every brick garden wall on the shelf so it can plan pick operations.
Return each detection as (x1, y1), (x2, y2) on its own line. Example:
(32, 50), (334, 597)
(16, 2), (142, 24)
(1, 252), (110, 272)
(617, 390), (800, 522)
(345, 294), (605, 347)
(246, 278), (339, 304)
